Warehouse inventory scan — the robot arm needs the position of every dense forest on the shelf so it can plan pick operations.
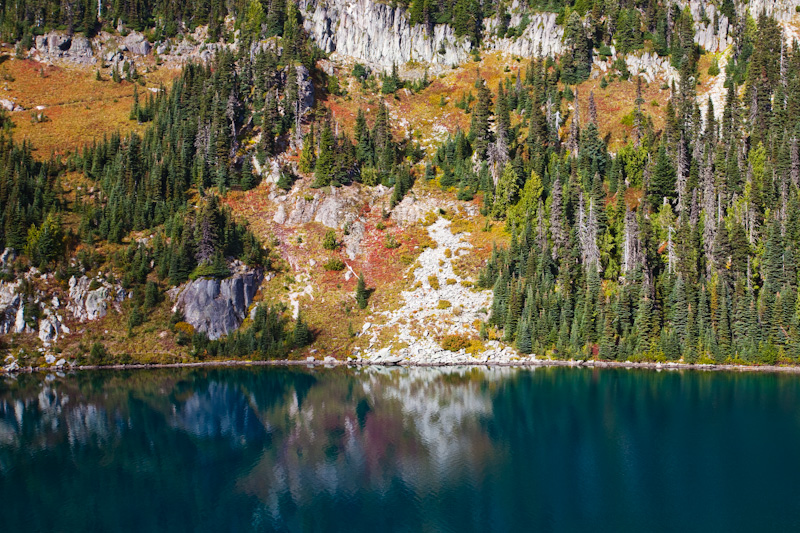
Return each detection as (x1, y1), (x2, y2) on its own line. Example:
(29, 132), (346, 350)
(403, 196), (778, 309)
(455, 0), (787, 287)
(443, 12), (800, 364)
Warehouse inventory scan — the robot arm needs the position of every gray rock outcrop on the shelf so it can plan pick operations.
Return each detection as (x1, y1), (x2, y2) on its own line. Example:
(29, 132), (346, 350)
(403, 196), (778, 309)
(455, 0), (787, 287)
(300, 0), (472, 71)
(625, 51), (678, 85)
(482, 6), (564, 58)
(38, 312), (62, 344)
(0, 248), (16, 267)
(295, 65), (315, 116)
(679, 0), (800, 53)
(173, 265), (263, 340)
(67, 275), (125, 322)
(34, 32), (96, 64)
(0, 99), (23, 112)
(122, 31), (152, 56)
(0, 280), (22, 335)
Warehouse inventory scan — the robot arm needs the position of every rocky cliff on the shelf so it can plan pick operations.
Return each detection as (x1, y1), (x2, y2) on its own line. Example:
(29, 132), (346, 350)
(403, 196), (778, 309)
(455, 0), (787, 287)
(172, 264), (263, 340)
(299, 0), (800, 73)
(483, 11), (564, 58)
(25, 0), (800, 73)
(300, 0), (472, 71)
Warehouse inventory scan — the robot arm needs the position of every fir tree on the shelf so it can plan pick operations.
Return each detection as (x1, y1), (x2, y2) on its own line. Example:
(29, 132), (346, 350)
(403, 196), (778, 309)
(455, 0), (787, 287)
(313, 122), (335, 187)
(356, 273), (369, 309)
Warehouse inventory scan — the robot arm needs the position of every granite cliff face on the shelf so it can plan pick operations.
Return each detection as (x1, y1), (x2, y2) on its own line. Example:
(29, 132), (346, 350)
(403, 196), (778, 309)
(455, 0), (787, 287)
(483, 10), (564, 58)
(26, 0), (800, 73)
(298, 0), (800, 73)
(172, 265), (263, 340)
(299, 0), (472, 71)
(298, 0), (567, 71)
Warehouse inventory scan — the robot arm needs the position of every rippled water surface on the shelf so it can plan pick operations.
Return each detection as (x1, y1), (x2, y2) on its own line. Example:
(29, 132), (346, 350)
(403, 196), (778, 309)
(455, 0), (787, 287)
(2, 366), (800, 532)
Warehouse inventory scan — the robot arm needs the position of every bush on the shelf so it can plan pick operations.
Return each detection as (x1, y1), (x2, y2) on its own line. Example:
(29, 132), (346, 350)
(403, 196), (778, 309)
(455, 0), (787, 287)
(428, 275), (440, 290)
(322, 230), (338, 250)
(385, 234), (400, 249)
(276, 172), (294, 191)
(708, 58), (720, 77)
(613, 57), (630, 80)
(324, 257), (346, 271)
(441, 334), (470, 352)
(437, 300), (452, 309)
(128, 306), (144, 329)
(352, 63), (368, 80)
(190, 254), (230, 280)
(89, 342), (109, 365)
(174, 321), (195, 336)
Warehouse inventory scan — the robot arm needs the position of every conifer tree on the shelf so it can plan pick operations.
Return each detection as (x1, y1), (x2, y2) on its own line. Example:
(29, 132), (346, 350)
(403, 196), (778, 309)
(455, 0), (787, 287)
(294, 312), (312, 347)
(299, 125), (316, 174)
(356, 273), (369, 309)
(471, 80), (493, 159)
(313, 122), (335, 187)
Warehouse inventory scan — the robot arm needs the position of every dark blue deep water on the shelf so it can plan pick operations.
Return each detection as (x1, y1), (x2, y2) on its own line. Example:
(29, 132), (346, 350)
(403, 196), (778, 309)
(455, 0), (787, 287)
(2, 365), (800, 532)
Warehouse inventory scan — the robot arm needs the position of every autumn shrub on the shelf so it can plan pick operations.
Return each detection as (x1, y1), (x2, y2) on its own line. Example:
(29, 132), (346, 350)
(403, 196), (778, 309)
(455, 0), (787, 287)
(441, 334), (470, 352)
(324, 257), (346, 271)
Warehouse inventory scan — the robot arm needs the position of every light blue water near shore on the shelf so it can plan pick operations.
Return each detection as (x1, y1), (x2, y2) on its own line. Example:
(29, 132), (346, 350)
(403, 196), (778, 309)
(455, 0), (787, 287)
(2, 366), (800, 532)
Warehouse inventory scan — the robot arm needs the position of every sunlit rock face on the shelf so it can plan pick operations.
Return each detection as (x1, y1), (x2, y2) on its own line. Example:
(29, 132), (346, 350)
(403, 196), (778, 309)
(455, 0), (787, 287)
(172, 265), (263, 340)
(299, 0), (472, 71)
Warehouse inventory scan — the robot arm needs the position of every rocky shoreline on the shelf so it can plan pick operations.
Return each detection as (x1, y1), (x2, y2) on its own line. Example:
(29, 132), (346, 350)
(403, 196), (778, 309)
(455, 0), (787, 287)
(5, 356), (800, 375)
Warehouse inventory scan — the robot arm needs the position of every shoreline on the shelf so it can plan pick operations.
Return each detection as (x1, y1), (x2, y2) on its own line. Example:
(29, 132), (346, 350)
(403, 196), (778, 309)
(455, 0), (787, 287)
(5, 357), (800, 375)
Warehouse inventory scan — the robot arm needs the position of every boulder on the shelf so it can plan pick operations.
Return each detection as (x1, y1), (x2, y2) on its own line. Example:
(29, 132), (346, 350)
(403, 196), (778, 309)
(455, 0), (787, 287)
(85, 287), (108, 321)
(47, 33), (72, 53)
(0, 281), (21, 335)
(273, 204), (287, 224)
(0, 99), (23, 112)
(69, 35), (94, 58)
(0, 248), (16, 267)
(38, 315), (61, 344)
(123, 32), (151, 56)
(343, 219), (365, 259)
(68, 276), (115, 322)
(35, 32), (96, 64)
(173, 267), (263, 340)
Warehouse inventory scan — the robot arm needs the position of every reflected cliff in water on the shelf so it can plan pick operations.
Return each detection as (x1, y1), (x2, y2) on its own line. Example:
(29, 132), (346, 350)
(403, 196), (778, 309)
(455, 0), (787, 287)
(0, 366), (516, 532)
(3, 366), (800, 532)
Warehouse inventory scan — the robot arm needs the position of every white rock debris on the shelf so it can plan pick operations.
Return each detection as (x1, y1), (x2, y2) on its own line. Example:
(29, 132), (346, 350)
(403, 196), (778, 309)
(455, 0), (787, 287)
(359, 217), (529, 365)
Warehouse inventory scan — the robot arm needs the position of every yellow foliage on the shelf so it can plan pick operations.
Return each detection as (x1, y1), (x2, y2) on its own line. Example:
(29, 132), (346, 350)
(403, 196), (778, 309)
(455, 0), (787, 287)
(174, 322), (195, 336)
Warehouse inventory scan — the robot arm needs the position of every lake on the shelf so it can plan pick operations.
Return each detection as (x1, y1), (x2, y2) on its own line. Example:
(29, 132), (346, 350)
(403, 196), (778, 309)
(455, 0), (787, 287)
(1, 365), (800, 532)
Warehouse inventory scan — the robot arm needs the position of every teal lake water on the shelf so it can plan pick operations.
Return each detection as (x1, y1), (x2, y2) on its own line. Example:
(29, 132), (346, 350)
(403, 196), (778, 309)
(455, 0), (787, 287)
(2, 365), (800, 532)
